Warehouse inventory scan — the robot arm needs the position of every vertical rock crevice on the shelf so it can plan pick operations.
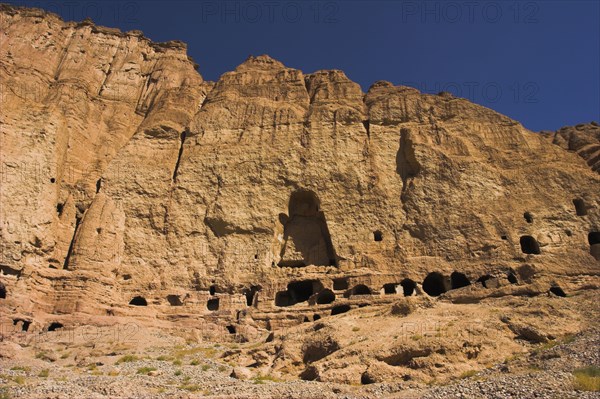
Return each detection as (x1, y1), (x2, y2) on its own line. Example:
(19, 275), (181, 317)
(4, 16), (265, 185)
(63, 216), (82, 270)
(172, 131), (187, 182)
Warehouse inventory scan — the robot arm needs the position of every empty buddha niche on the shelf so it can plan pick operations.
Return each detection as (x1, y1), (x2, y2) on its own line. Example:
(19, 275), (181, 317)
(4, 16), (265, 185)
(278, 190), (337, 267)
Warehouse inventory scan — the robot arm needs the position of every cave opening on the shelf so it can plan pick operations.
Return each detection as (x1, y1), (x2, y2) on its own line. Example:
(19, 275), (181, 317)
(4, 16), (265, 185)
(313, 314), (321, 321)
(244, 285), (261, 307)
(207, 298), (219, 311)
(524, 212), (534, 223)
(450, 272), (470, 290)
(507, 272), (518, 284)
(278, 190), (337, 267)
(361, 372), (375, 385)
(331, 304), (351, 315)
(373, 230), (383, 242)
(167, 295), (183, 306)
(477, 275), (492, 288)
(333, 278), (348, 291)
(520, 235), (540, 254)
(48, 322), (63, 331)
(383, 283), (397, 294)
(129, 296), (147, 306)
(549, 286), (566, 297)
(226, 325), (236, 334)
(573, 199), (587, 216)
(316, 289), (336, 304)
(422, 272), (447, 297)
(275, 280), (319, 307)
(400, 279), (417, 296)
(589, 232), (600, 260)
(351, 284), (371, 296)
(209, 285), (216, 296)
(0, 282), (5, 299)
(13, 319), (31, 332)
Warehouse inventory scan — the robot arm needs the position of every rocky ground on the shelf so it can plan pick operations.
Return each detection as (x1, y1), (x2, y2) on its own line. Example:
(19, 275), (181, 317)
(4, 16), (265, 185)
(1, 289), (599, 399)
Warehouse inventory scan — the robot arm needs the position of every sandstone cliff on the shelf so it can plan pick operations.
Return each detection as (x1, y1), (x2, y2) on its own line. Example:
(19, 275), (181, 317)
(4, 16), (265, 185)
(1, 4), (599, 388)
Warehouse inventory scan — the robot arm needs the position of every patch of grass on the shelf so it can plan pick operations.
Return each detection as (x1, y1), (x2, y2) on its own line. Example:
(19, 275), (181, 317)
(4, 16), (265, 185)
(14, 376), (26, 385)
(174, 370), (182, 376)
(87, 364), (97, 371)
(573, 366), (600, 392)
(0, 387), (10, 399)
(174, 346), (217, 359)
(411, 334), (423, 341)
(156, 355), (172, 361)
(201, 364), (210, 371)
(352, 327), (360, 332)
(137, 367), (157, 375)
(218, 365), (227, 372)
(116, 355), (138, 364)
(190, 359), (200, 366)
(173, 359), (182, 366)
(253, 374), (279, 384)
(460, 370), (477, 379)
(180, 384), (202, 392)
(107, 370), (120, 377)
(60, 352), (70, 359)
(38, 369), (49, 378)
(10, 366), (30, 372)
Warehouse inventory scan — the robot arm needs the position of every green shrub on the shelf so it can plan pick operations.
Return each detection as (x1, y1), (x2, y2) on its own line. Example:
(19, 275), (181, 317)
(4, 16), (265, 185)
(116, 355), (138, 364)
(136, 367), (157, 375)
(573, 366), (600, 391)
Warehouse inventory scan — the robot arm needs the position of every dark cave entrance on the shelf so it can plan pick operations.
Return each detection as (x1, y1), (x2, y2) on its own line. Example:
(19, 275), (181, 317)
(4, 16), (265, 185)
(524, 212), (534, 223)
(333, 278), (348, 291)
(0, 282), (5, 299)
(520, 236), (540, 254)
(400, 279), (416, 296)
(507, 272), (518, 284)
(278, 190), (337, 267)
(316, 289), (336, 304)
(244, 285), (261, 307)
(549, 286), (566, 297)
(13, 319), (31, 332)
(167, 295), (183, 306)
(590, 232), (600, 260)
(275, 280), (319, 307)
(129, 296), (147, 306)
(373, 230), (383, 242)
(48, 322), (63, 331)
(383, 283), (397, 294)
(349, 284), (371, 297)
(331, 304), (351, 315)
(450, 272), (471, 290)
(573, 199), (587, 216)
(207, 298), (220, 311)
(422, 272), (447, 297)
(226, 325), (236, 334)
(476, 275), (492, 288)
(209, 285), (216, 296)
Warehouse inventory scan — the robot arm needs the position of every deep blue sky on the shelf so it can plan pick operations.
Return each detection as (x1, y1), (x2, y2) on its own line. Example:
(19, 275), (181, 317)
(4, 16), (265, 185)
(5, 0), (600, 131)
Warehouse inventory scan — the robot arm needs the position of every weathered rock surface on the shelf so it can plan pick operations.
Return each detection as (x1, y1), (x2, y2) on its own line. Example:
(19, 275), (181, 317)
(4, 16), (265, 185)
(0, 4), (599, 395)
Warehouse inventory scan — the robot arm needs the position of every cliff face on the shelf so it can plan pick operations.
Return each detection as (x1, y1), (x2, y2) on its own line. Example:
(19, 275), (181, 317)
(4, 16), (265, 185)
(1, 3), (599, 340)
